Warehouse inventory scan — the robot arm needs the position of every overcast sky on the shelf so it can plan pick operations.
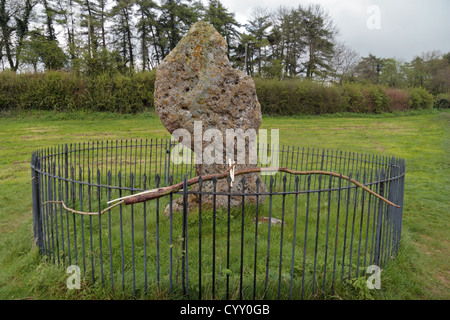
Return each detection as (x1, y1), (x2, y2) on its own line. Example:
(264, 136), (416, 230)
(220, 0), (450, 61)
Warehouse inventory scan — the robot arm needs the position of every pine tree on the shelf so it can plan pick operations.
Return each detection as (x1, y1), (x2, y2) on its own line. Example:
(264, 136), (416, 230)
(157, 0), (200, 57)
(110, 0), (136, 73)
(0, 0), (37, 71)
(246, 7), (271, 76)
(204, 0), (240, 59)
(301, 4), (337, 79)
(136, 0), (159, 69)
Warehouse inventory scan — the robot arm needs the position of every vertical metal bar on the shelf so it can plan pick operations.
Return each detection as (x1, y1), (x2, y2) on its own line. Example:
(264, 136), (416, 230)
(52, 160), (60, 265)
(44, 149), (52, 260)
(322, 175), (333, 293)
(68, 163), (73, 242)
(312, 171), (322, 296)
(288, 146), (294, 189)
(71, 165), (78, 265)
(107, 171), (114, 291)
(198, 176), (203, 300)
(363, 166), (375, 271)
(57, 166), (65, 265)
(381, 172), (389, 267)
(31, 154), (44, 252)
(37, 151), (48, 257)
(331, 175), (342, 293)
(169, 175), (173, 295)
(184, 176), (190, 298)
(118, 171), (125, 291)
(155, 174), (160, 288)
(212, 177), (217, 299)
(301, 175), (312, 300)
(124, 141), (127, 185)
(131, 173), (136, 297)
(303, 148), (309, 191)
(79, 166), (86, 275)
(374, 169), (385, 267)
(398, 160), (405, 249)
(48, 165), (56, 264)
(312, 150), (325, 295)
(370, 170), (380, 265)
(54, 161), (61, 264)
(149, 139), (153, 186)
(97, 170), (104, 286)
(181, 175), (187, 296)
(348, 172), (360, 281)
(279, 145), (285, 186)
(253, 178), (260, 300)
(277, 175), (287, 299)
(143, 173), (147, 295)
(164, 140), (169, 186)
(289, 176), (300, 300)
(239, 177), (246, 300)
(340, 172), (352, 286)
(356, 172), (367, 277)
(263, 176), (274, 300)
(226, 176), (231, 300)
(88, 168), (95, 284)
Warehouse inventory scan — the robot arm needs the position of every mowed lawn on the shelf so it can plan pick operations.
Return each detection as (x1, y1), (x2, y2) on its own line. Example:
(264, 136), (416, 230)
(0, 110), (448, 299)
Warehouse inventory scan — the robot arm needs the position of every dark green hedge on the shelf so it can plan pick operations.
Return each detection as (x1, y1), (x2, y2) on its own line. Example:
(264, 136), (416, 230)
(254, 78), (435, 116)
(0, 70), (155, 113)
(0, 70), (436, 115)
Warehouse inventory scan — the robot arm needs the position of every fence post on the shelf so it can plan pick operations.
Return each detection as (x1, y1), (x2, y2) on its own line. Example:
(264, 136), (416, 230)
(374, 169), (385, 266)
(182, 175), (189, 297)
(31, 153), (44, 252)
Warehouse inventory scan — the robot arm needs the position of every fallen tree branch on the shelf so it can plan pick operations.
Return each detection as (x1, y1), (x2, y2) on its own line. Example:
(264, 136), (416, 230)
(109, 166), (400, 208)
(40, 166), (399, 217)
(42, 200), (124, 216)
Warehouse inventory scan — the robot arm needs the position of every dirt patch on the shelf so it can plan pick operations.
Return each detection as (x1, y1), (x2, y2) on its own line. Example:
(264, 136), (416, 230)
(23, 127), (58, 133)
(19, 135), (44, 141)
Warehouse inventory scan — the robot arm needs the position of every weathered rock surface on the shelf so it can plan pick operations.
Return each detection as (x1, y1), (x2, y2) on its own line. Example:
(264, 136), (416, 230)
(155, 21), (266, 214)
(155, 21), (262, 140)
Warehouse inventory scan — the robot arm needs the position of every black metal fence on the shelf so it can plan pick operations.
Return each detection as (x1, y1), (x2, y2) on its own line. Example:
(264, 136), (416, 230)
(30, 140), (405, 299)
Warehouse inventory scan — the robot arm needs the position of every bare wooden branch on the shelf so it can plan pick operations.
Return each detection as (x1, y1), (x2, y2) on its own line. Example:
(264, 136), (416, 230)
(42, 200), (125, 216)
(117, 166), (400, 208)
(44, 165), (399, 217)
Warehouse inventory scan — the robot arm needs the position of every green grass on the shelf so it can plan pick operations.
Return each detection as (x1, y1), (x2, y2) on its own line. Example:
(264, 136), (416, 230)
(0, 109), (448, 300)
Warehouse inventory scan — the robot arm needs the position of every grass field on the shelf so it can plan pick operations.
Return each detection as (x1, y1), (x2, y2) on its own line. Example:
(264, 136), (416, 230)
(0, 109), (448, 300)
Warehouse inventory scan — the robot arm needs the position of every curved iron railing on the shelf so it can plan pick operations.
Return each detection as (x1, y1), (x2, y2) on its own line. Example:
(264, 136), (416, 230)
(30, 140), (405, 299)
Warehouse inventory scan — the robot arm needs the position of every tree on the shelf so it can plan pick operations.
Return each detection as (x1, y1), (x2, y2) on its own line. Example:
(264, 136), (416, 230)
(20, 29), (67, 71)
(378, 58), (405, 88)
(75, 0), (100, 59)
(110, 0), (136, 72)
(330, 41), (360, 83)
(136, 0), (159, 70)
(203, 0), (240, 59)
(246, 7), (271, 76)
(157, 0), (200, 57)
(301, 4), (337, 79)
(354, 53), (384, 84)
(275, 6), (304, 77)
(405, 51), (450, 94)
(0, 0), (38, 71)
(54, 0), (79, 62)
(41, 0), (57, 41)
(235, 32), (255, 75)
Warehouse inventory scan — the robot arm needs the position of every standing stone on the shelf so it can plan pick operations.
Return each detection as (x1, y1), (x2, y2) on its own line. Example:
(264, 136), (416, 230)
(154, 21), (266, 214)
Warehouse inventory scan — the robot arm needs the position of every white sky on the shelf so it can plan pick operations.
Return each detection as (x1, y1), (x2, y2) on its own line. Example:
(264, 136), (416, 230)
(220, 0), (450, 61)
